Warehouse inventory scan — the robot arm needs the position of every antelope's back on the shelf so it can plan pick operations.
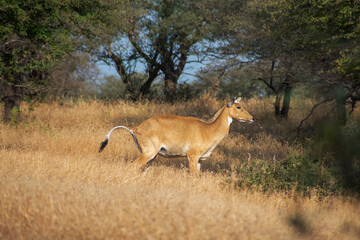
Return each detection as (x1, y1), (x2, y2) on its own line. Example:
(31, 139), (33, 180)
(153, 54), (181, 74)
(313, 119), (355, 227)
(136, 115), (206, 143)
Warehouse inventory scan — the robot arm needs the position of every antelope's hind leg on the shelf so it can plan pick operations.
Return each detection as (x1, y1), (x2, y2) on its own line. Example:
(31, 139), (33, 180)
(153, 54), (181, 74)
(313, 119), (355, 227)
(132, 146), (158, 171)
(197, 161), (201, 172)
(143, 158), (155, 174)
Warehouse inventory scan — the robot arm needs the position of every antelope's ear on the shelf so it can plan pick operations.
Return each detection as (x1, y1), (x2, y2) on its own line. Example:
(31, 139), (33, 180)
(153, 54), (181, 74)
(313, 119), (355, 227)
(234, 97), (241, 104)
(227, 97), (237, 108)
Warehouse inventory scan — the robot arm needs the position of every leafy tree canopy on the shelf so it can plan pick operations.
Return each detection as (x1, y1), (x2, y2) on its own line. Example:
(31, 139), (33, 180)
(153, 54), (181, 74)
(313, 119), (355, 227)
(0, 0), (116, 121)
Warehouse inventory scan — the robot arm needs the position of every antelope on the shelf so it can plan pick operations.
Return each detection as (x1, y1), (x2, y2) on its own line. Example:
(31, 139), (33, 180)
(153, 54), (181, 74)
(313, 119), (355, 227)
(99, 97), (254, 173)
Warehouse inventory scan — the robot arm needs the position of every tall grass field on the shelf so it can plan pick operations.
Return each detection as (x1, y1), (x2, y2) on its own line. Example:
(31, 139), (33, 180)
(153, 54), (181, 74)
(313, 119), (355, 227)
(1, 98), (359, 239)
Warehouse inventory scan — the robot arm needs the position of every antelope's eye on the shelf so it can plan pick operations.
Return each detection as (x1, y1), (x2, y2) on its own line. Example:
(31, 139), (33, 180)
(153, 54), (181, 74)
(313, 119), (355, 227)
(237, 106), (242, 110)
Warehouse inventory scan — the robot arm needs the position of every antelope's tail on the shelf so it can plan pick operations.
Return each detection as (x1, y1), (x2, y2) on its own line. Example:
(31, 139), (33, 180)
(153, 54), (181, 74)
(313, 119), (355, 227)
(99, 126), (142, 153)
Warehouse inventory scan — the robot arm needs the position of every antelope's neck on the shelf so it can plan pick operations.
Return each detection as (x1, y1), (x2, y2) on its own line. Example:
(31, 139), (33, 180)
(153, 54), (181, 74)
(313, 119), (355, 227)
(208, 107), (231, 138)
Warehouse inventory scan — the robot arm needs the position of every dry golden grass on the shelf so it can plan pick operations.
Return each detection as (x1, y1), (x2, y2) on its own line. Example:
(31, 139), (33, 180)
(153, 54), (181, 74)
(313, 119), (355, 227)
(1, 98), (359, 239)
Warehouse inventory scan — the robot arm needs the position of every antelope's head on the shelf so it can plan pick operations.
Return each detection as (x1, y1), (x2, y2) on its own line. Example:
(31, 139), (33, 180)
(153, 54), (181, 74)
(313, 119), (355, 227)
(227, 97), (254, 123)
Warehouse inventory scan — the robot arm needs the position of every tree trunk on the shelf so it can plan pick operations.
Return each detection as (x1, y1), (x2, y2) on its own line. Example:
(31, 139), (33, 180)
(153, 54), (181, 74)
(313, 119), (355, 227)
(139, 78), (153, 97)
(3, 85), (22, 123)
(106, 50), (137, 99)
(280, 81), (292, 118)
(274, 93), (281, 116)
(335, 87), (347, 125)
(274, 84), (284, 117)
(139, 67), (160, 97)
(160, 44), (188, 102)
(164, 77), (178, 102)
(205, 69), (225, 98)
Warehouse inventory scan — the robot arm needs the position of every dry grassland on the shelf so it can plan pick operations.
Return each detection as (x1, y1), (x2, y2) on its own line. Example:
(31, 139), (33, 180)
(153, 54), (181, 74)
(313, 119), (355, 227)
(1, 98), (359, 239)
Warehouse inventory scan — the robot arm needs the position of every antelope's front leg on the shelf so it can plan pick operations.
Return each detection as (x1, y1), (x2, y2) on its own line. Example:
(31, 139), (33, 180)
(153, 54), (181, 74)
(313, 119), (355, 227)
(187, 151), (201, 174)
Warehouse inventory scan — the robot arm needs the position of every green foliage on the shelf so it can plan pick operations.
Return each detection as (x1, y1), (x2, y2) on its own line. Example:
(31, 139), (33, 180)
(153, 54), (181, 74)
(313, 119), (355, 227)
(97, 75), (127, 100)
(216, 0), (360, 122)
(97, 73), (165, 100)
(195, 63), (272, 99)
(336, 47), (360, 81)
(24, 96), (35, 113)
(0, 0), (117, 122)
(244, 0), (360, 87)
(0, 0), (116, 92)
(236, 155), (332, 195)
(93, 0), (231, 100)
(9, 105), (20, 125)
(40, 125), (55, 137)
(310, 119), (360, 193)
(234, 118), (360, 196)
(0, 0), (72, 82)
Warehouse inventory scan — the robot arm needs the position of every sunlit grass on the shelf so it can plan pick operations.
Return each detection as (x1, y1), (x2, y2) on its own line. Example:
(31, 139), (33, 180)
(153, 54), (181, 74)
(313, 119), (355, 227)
(0, 98), (359, 239)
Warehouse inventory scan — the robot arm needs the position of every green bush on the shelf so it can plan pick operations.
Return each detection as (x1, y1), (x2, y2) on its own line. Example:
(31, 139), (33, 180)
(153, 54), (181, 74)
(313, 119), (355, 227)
(236, 155), (333, 195)
(310, 119), (360, 194)
(234, 119), (360, 196)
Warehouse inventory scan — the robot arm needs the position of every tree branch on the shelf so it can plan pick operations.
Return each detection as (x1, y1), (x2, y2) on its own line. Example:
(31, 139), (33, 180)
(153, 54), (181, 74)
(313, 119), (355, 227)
(105, 49), (132, 88)
(258, 77), (278, 94)
(128, 33), (151, 63)
(295, 98), (333, 135)
(204, 69), (226, 98)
